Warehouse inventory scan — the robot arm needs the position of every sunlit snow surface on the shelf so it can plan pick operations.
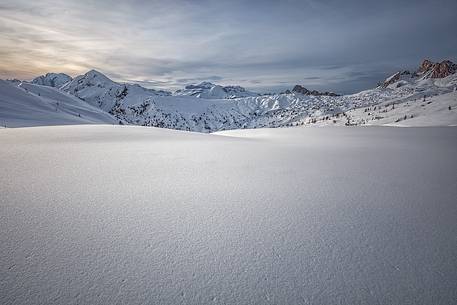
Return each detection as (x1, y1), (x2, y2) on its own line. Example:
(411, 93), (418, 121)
(1, 125), (456, 304)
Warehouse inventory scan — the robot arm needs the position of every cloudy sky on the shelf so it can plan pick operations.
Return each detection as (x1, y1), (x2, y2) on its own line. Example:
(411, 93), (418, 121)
(0, 0), (456, 93)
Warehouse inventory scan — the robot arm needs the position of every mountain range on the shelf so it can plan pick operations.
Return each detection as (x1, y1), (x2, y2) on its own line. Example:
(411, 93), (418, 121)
(1, 59), (456, 130)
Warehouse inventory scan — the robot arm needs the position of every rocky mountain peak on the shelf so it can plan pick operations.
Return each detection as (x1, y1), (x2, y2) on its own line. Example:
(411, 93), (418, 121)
(417, 59), (457, 79)
(418, 59), (434, 73)
(291, 85), (339, 96)
(32, 73), (72, 88)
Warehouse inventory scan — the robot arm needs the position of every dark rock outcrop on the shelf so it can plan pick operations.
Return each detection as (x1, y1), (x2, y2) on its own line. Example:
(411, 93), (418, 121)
(291, 85), (339, 96)
(381, 70), (411, 88)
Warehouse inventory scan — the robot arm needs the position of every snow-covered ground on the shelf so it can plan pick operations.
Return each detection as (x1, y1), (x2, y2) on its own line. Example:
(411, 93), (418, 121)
(311, 91), (457, 127)
(1, 125), (456, 304)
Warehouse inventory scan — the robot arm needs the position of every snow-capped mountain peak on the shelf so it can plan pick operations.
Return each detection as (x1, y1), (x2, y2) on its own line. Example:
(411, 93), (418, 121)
(32, 73), (72, 88)
(59, 70), (171, 112)
(84, 69), (112, 80)
(174, 81), (259, 99)
(185, 81), (215, 90)
(71, 69), (116, 88)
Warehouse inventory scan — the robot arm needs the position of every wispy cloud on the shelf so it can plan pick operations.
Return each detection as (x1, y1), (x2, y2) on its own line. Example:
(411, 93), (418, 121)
(1, 0), (456, 93)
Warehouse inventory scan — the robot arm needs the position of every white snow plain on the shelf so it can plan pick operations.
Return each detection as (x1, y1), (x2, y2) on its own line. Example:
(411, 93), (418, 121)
(1, 125), (457, 304)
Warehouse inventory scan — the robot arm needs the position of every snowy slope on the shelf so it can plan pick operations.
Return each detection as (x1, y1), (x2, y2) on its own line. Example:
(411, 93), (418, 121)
(308, 73), (457, 127)
(32, 73), (72, 88)
(1, 125), (456, 304)
(0, 80), (116, 127)
(348, 91), (457, 127)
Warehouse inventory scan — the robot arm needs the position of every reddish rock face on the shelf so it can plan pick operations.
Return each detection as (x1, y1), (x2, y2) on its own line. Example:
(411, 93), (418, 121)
(417, 59), (457, 78)
(430, 60), (457, 78)
(418, 59), (434, 73)
(382, 72), (401, 88)
(380, 59), (456, 88)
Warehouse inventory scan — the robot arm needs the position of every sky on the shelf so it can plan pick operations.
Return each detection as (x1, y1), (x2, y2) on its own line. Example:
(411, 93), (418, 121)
(0, 0), (456, 94)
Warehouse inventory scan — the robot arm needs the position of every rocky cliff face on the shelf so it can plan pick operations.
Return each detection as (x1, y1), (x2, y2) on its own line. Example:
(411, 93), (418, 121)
(381, 59), (457, 88)
(417, 59), (457, 79)
(381, 71), (412, 88)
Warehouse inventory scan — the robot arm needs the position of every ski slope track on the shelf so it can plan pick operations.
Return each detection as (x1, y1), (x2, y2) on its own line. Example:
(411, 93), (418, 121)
(1, 125), (456, 304)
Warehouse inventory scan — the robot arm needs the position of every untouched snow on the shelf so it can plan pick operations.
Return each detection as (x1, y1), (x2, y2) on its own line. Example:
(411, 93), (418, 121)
(1, 125), (456, 304)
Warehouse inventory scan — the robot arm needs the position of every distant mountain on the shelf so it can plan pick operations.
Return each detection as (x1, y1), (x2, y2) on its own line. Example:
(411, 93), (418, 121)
(381, 59), (457, 88)
(417, 59), (457, 79)
(285, 85), (339, 96)
(173, 81), (259, 99)
(60, 69), (171, 112)
(32, 73), (72, 88)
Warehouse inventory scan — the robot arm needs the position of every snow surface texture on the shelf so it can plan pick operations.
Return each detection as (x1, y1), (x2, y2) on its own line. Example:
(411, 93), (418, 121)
(1, 125), (456, 304)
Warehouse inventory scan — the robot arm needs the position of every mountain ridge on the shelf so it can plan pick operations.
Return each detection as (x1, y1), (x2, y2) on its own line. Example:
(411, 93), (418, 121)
(32, 73), (72, 88)
(2, 58), (456, 130)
